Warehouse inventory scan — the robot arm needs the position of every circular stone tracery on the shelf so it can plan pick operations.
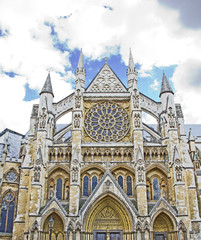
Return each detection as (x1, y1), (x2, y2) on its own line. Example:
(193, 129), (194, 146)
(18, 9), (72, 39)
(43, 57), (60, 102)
(84, 102), (130, 142)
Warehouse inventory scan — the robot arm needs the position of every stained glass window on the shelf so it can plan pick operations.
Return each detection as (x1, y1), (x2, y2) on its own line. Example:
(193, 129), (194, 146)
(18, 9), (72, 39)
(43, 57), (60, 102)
(83, 176), (89, 196)
(153, 177), (159, 200)
(84, 102), (130, 142)
(118, 176), (123, 189)
(92, 176), (98, 191)
(56, 178), (62, 200)
(0, 193), (15, 233)
(127, 176), (132, 196)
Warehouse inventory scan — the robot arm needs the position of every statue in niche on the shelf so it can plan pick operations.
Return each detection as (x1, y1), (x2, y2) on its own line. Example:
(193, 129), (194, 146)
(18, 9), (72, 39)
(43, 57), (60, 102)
(74, 114), (80, 128)
(137, 166), (144, 182)
(49, 190), (54, 199)
(176, 166), (183, 182)
(39, 107), (47, 129)
(72, 166), (79, 182)
(134, 113), (141, 128)
(168, 107), (175, 128)
(65, 186), (69, 200)
(133, 89), (139, 108)
(75, 90), (81, 108)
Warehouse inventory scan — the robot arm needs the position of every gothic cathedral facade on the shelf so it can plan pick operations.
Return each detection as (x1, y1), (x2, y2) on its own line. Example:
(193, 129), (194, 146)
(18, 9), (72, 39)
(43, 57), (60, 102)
(1, 50), (201, 240)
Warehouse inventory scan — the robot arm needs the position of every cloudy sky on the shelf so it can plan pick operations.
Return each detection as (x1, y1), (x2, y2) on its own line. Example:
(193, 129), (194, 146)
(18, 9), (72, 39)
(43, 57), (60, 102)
(0, 0), (201, 134)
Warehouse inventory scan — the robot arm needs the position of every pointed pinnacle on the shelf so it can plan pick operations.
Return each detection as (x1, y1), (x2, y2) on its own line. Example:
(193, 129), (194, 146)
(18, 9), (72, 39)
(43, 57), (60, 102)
(188, 128), (195, 141)
(77, 49), (84, 70)
(40, 72), (54, 97)
(128, 48), (135, 70)
(159, 72), (174, 97)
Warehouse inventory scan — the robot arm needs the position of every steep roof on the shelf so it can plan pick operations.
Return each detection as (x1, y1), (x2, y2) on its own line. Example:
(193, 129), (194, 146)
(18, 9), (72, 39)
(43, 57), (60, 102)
(40, 72), (54, 97)
(159, 72), (174, 97)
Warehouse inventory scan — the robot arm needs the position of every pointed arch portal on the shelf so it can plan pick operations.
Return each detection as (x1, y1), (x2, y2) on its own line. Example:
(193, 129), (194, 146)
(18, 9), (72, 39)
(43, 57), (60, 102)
(153, 212), (177, 239)
(84, 195), (132, 239)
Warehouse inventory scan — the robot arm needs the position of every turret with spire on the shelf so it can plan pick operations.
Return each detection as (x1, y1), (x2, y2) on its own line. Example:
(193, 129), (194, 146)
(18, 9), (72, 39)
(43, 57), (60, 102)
(76, 49), (86, 91)
(127, 48), (137, 91)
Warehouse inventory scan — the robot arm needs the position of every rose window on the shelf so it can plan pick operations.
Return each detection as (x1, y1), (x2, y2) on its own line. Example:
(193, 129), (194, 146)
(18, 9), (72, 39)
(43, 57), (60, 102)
(84, 102), (130, 142)
(6, 171), (17, 182)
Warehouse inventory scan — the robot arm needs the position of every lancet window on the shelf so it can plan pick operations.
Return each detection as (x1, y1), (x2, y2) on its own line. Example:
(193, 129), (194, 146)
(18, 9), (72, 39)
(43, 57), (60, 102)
(83, 176), (89, 196)
(118, 176), (123, 189)
(127, 176), (132, 196)
(92, 176), (98, 191)
(56, 178), (63, 200)
(0, 192), (15, 233)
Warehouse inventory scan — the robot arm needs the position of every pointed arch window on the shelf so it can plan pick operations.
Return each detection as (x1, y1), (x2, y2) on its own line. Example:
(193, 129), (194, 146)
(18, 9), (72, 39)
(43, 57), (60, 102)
(56, 178), (63, 200)
(83, 176), (89, 196)
(92, 176), (98, 191)
(153, 177), (159, 200)
(118, 176), (123, 189)
(0, 193), (15, 233)
(127, 176), (132, 196)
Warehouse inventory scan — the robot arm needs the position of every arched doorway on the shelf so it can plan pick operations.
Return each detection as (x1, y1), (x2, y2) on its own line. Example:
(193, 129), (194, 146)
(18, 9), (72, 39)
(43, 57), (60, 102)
(41, 212), (65, 240)
(153, 212), (176, 240)
(84, 195), (133, 240)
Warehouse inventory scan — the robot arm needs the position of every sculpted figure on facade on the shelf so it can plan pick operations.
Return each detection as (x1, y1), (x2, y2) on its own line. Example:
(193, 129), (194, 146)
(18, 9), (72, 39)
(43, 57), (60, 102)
(134, 113), (141, 128)
(39, 107), (47, 129)
(75, 89), (81, 108)
(133, 89), (139, 109)
(74, 113), (81, 128)
(72, 166), (79, 182)
(168, 107), (175, 128)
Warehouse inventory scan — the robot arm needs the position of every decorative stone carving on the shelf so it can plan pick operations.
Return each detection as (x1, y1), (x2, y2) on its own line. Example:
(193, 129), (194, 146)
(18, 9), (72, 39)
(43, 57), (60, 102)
(133, 89), (139, 108)
(72, 166), (79, 182)
(137, 166), (145, 182)
(175, 104), (184, 118)
(168, 107), (175, 128)
(134, 113), (141, 128)
(84, 102), (130, 142)
(34, 166), (41, 182)
(75, 90), (81, 108)
(74, 113), (81, 128)
(39, 107), (47, 129)
(175, 165), (183, 182)
(31, 105), (39, 117)
(87, 64), (127, 93)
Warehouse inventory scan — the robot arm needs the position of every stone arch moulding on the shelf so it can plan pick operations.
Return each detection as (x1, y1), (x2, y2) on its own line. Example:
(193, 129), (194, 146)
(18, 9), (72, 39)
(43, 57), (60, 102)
(39, 207), (67, 231)
(82, 193), (135, 233)
(48, 164), (70, 176)
(150, 209), (177, 232)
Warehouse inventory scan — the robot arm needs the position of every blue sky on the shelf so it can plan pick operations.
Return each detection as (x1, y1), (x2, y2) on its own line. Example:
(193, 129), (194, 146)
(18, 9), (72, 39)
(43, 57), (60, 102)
(0, 0), (201, 133)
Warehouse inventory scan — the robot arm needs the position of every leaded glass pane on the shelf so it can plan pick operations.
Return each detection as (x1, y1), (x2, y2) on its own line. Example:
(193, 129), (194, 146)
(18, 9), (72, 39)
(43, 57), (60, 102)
(83, 176), (89, 196)
(84, 102), (130, 142)
(92, 176), (98, 191)
(118, 176), (123, 189)
(127, 176), (132, 196)
(153, 177), (159, 200)
(56, 178), (62, 200)
(6, 201), (14, 233)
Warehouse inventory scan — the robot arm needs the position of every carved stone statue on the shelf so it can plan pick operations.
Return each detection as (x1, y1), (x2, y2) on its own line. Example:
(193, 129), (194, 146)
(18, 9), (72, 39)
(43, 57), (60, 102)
(134, 113), (141, 128)
(168, 107), (175, 128)
(176, 166), (183, 182)
(138, 166), (144, 182)
(39, 108), (47, 129)
(74, 114), (80, 128)
(72, 166), (79, 182)
(133, 90), (139, 108)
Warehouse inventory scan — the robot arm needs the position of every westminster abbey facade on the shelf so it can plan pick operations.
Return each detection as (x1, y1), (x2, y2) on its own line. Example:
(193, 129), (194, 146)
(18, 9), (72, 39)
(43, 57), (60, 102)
(0, 50), (201, 240)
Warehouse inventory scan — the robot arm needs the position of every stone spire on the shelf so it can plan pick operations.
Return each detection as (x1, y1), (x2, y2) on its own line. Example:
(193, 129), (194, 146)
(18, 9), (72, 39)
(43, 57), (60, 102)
(76, 49), (86, 75)
(40, 72), (54, 97)
(127, 48), (135, 74)
(159, 72), (174, 97)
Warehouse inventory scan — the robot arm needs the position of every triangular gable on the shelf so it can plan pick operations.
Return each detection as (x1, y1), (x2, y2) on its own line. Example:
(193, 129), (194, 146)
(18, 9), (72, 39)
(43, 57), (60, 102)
(39, 196), (67, 216)
(79, 170), (138, 217)
(149, 196), (177, 217)
(86, 63), (128, 93)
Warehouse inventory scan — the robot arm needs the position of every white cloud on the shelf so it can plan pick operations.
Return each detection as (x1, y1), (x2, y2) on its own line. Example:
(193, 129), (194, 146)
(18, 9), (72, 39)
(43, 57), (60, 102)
(173, 58), (201, 124)
(150, 79), (160, 91)
(0, 0), (201, 133)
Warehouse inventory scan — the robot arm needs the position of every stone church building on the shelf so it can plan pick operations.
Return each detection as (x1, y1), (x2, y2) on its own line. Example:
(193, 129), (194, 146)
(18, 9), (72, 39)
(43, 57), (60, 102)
(0, 50), (201, 240)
